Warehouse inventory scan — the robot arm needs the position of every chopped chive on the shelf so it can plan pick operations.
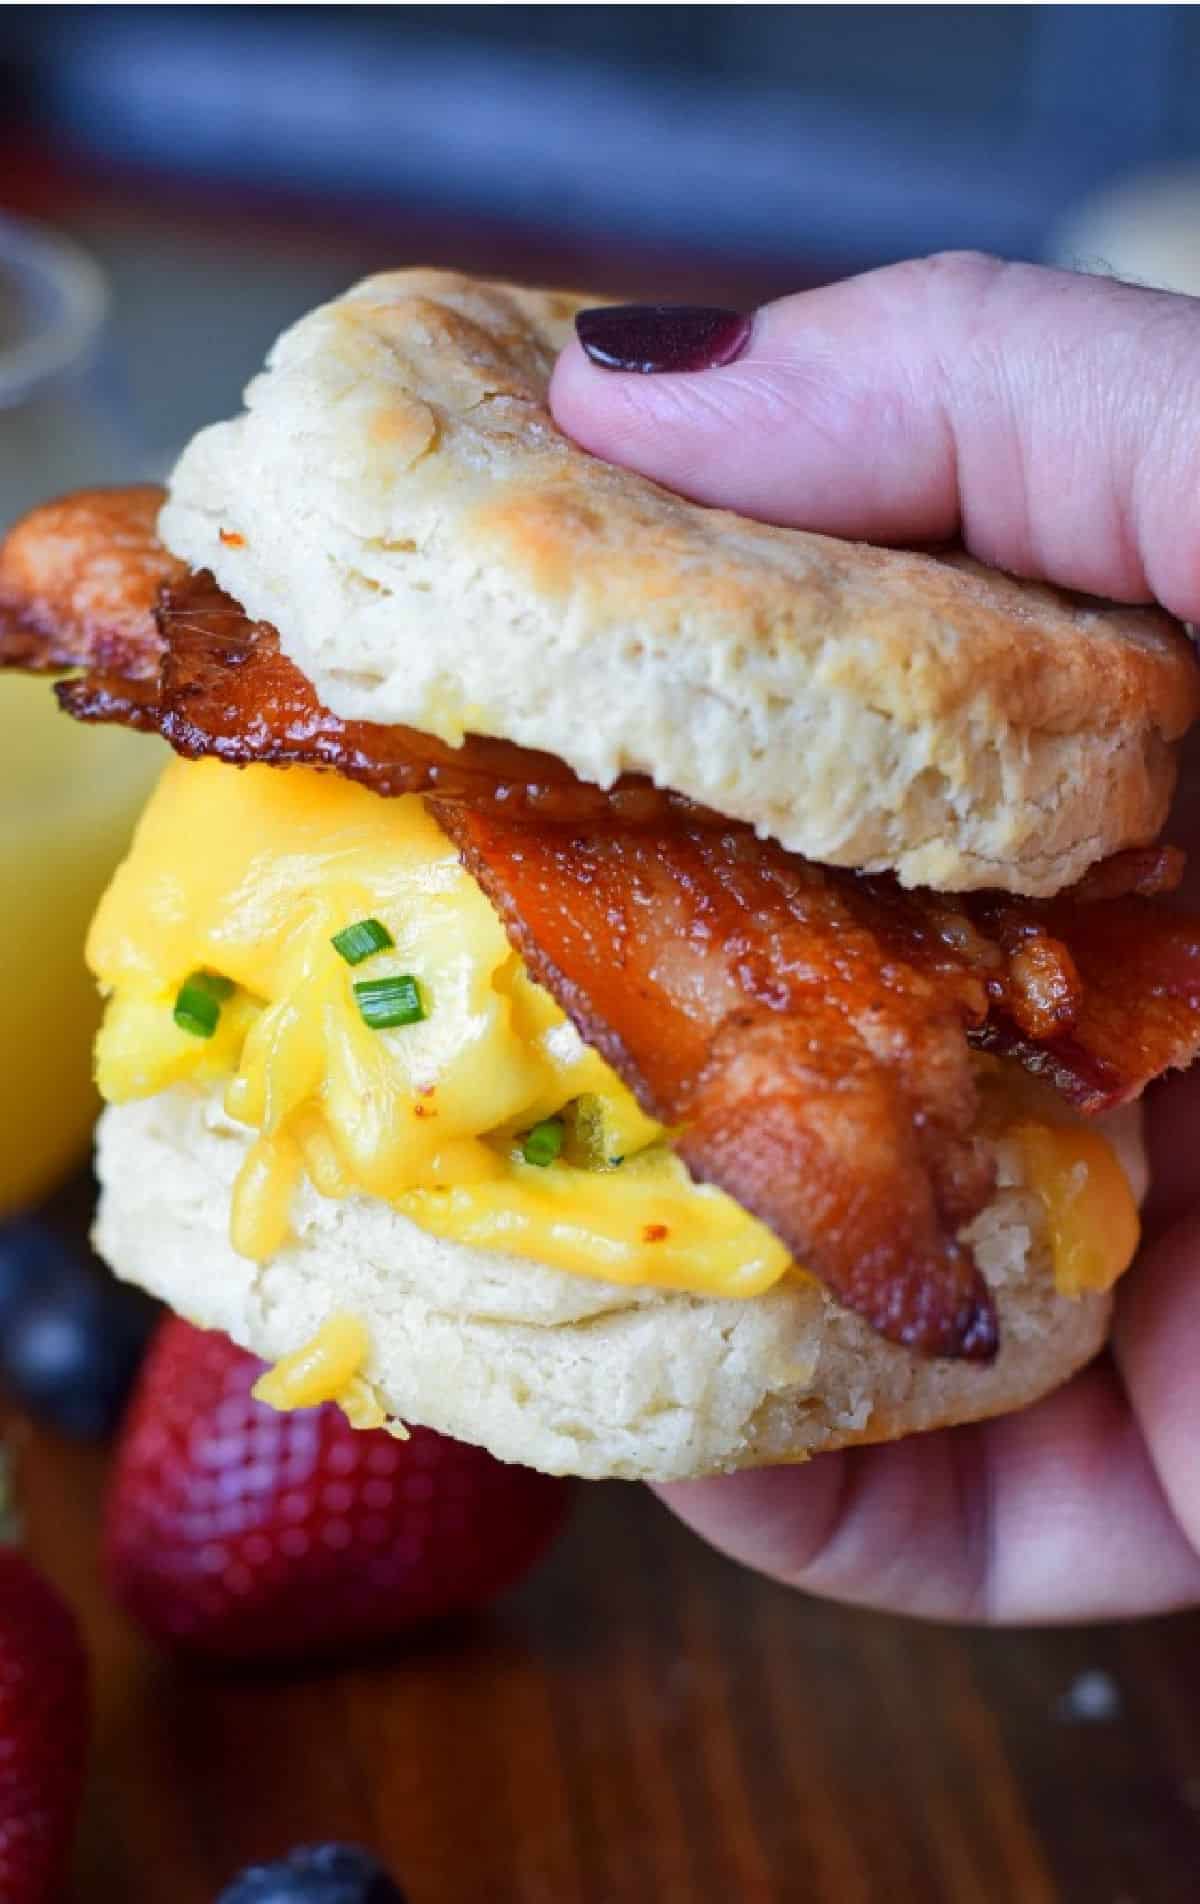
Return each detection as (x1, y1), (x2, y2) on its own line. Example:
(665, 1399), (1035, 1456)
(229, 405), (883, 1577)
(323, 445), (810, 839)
(331, 917), (394, 966)
(353, 974), (424, 1030)
(521, 1116), (565, 1168)
(173, 969), (233, 1038)
(174, 989), (219, 1038)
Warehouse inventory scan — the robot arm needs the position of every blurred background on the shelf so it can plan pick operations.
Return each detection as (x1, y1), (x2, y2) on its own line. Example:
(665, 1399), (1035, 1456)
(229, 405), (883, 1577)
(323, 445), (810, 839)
(4, 3), (1200, 507)
(2, 0), (1200, 1209)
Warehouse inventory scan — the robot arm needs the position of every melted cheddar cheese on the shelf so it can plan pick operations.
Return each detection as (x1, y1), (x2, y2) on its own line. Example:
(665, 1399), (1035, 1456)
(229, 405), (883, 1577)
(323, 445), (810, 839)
(1010, 1123), (1139, 1297)
(90, 760), (790, 1296)
(975, 1062), (1141, 1296)
(88, 759), (1139, 1304)
(251, 1312), (406, 1433)
(252, 1311), (370, 1409)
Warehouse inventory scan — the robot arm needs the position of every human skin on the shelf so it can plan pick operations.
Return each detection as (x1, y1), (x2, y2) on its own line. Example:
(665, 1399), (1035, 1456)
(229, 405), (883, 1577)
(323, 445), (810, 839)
(550, 253), (1200, 1621)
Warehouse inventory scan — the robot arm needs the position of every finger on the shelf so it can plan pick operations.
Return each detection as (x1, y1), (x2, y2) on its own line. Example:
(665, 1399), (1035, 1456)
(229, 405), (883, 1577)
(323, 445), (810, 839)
(1114, 1205), (1200, 1560)
(658, 1340), (1200, 1623)
(552, 253), (1200, 621)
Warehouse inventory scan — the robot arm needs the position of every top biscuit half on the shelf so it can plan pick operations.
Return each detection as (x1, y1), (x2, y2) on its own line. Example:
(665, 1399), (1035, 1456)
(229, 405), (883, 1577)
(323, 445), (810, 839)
(158, 268), (1200, 895)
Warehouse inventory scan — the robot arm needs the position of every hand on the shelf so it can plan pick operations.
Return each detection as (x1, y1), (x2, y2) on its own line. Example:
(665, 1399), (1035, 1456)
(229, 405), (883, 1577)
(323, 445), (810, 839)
(550, 253), (1200, 1621)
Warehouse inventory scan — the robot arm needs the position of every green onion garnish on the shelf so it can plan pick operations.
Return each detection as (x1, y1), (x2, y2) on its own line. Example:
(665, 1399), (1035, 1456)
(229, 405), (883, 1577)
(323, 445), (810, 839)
(173, 970), (234, 1039)
(331, 918), (394, 966)
(353, 974), (425, 1030)
(521, 1116), (565, 1168)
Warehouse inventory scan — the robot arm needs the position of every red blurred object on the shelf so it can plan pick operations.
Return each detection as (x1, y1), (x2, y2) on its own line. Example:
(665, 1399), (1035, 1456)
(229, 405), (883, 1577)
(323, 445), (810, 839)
(103, 1319), (571, 1661)
(0, 1547), (90, 1904)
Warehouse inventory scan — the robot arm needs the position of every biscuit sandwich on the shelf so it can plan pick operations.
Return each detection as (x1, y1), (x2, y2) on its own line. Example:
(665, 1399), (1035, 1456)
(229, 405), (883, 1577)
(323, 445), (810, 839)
(3, 268), (1200, 1480)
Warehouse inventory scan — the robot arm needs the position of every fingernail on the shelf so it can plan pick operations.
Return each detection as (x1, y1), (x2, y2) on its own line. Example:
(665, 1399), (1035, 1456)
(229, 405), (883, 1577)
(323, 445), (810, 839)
(575, 304), (752, 374)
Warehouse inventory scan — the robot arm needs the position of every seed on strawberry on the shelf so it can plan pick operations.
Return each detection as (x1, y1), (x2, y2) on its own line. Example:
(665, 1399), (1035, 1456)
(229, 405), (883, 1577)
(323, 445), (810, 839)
(217, 1842), (407, 1903)
(0, 1548), (90, 1904)
(104, 1319), (571, 1661)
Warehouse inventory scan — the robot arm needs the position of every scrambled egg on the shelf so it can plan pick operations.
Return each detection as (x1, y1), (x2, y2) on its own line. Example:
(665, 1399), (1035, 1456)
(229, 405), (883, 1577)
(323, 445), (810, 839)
(89, 759), (791, 1297)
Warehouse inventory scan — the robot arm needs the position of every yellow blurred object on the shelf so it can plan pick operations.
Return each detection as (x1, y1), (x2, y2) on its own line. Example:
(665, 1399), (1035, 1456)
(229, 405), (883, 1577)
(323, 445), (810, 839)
(0, 677), (162, 1214)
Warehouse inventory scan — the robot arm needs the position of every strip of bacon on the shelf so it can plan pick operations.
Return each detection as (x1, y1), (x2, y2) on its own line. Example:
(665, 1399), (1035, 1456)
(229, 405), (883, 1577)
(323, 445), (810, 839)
(63, 571), (697, 824)
(0, 490), (693, 826)
(973, 889), (1200, 1111)
(435, 808), (1005, 1356)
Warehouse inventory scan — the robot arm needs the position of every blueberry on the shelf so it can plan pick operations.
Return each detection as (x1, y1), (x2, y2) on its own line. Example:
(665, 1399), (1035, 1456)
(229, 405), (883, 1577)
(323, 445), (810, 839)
(217, 1843), (407, 1904)
(1, 1253), (159, 1440)
(0, 1221), (76, 1333)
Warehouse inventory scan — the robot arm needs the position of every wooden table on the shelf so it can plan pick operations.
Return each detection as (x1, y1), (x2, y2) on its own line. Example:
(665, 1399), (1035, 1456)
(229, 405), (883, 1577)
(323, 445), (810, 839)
(18, 1414), (1200, 1904)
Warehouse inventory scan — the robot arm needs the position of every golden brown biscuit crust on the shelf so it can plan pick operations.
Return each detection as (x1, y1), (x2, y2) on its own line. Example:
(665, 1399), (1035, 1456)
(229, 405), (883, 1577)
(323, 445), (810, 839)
(157, 268), (1200, 893)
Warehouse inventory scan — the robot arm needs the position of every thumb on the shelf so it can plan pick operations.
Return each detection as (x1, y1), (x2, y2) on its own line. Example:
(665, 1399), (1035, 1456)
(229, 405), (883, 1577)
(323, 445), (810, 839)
(550, 252), (1200, 622)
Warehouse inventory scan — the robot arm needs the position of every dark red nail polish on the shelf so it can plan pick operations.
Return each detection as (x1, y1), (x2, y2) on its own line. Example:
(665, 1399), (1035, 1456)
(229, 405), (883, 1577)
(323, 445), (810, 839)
(575, 304), (751, 374)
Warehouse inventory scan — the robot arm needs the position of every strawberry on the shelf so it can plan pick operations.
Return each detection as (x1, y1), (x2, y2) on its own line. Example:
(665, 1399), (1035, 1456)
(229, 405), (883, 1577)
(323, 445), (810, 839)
(104, 1319), (571, 1660)
(0, 1547), (90, 1904)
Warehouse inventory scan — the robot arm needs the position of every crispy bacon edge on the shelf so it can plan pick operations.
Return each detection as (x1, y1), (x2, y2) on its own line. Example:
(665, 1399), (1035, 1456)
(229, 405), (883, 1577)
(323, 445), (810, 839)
(0, 488), (700, 824)
(64, 571), (706, 823)
(0, 485), (175, 678)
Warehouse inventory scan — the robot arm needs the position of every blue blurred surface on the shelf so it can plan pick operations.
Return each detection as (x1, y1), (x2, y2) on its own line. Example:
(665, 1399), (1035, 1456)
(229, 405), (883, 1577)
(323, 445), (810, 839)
(1, 5), (1196, 480)
(2, 5), (1194, 266)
